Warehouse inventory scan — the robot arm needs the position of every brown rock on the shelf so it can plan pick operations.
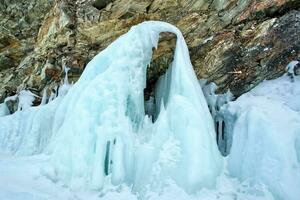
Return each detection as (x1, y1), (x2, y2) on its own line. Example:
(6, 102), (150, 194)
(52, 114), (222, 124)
(0, 0), (299, 102)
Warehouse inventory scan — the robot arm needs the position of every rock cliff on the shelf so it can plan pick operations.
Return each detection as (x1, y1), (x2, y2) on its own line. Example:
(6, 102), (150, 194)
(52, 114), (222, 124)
(0, 0), (299, 107)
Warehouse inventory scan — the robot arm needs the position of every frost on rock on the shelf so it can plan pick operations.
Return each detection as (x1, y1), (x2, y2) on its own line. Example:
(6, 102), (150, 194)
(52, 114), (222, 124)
(0, 21), (222, 195)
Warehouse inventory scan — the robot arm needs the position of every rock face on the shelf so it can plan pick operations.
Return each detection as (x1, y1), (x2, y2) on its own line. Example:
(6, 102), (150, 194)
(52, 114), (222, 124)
(0, 0), (299, 103)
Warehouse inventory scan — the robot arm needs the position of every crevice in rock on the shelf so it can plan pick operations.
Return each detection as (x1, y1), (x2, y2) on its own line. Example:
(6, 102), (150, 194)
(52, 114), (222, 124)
(92, 0), (113, 10)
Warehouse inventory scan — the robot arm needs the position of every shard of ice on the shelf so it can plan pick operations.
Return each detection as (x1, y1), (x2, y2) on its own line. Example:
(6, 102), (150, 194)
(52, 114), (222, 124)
(0, 21), (223, 194)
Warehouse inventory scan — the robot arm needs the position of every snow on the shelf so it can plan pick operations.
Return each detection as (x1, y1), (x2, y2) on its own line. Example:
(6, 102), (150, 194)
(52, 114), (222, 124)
(0, 154), (139, 200)
(0, 67), (71, 155)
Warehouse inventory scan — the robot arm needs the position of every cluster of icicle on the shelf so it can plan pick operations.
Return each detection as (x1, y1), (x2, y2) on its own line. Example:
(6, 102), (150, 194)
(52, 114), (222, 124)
(0, 63), (71, 155)
(199, 80), (234, 156)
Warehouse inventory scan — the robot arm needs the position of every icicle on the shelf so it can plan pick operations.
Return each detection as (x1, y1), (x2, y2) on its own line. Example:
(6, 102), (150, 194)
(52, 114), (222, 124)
(62, 57), (70, 86)
(58, 58), (71, 97)
(199, 80), (234, 155)
(40, 88), (48, 105)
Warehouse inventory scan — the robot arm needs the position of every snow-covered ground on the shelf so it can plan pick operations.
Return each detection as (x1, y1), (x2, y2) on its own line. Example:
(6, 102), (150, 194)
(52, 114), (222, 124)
(0, 154), (274, 200)
(0, 154), (143, 200)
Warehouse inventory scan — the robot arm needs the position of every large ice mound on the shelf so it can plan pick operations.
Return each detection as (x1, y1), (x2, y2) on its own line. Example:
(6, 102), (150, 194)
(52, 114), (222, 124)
(224, 75), (300, 200)
(0, 21), (223, 194)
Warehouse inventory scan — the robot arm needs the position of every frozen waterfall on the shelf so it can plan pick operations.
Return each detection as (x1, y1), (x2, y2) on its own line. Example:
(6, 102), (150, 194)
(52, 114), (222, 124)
(0, 21), (223, 195)
(2, 21), (299, 200)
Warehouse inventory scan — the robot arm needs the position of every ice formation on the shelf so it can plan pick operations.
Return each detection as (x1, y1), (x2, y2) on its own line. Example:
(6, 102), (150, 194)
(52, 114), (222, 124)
(198, 71), (300, 200)
(0, 21), (222, 195)
(286, 60), (299, 74)
(0, 69), (71, 155)
(46, 21), (223, 194)
(224, 74), (300, 200)
(0, 99), (60, 155)
(1, 20), (299, 200)
(17, 90), (38, 111)
(200, 80), (234, 155)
